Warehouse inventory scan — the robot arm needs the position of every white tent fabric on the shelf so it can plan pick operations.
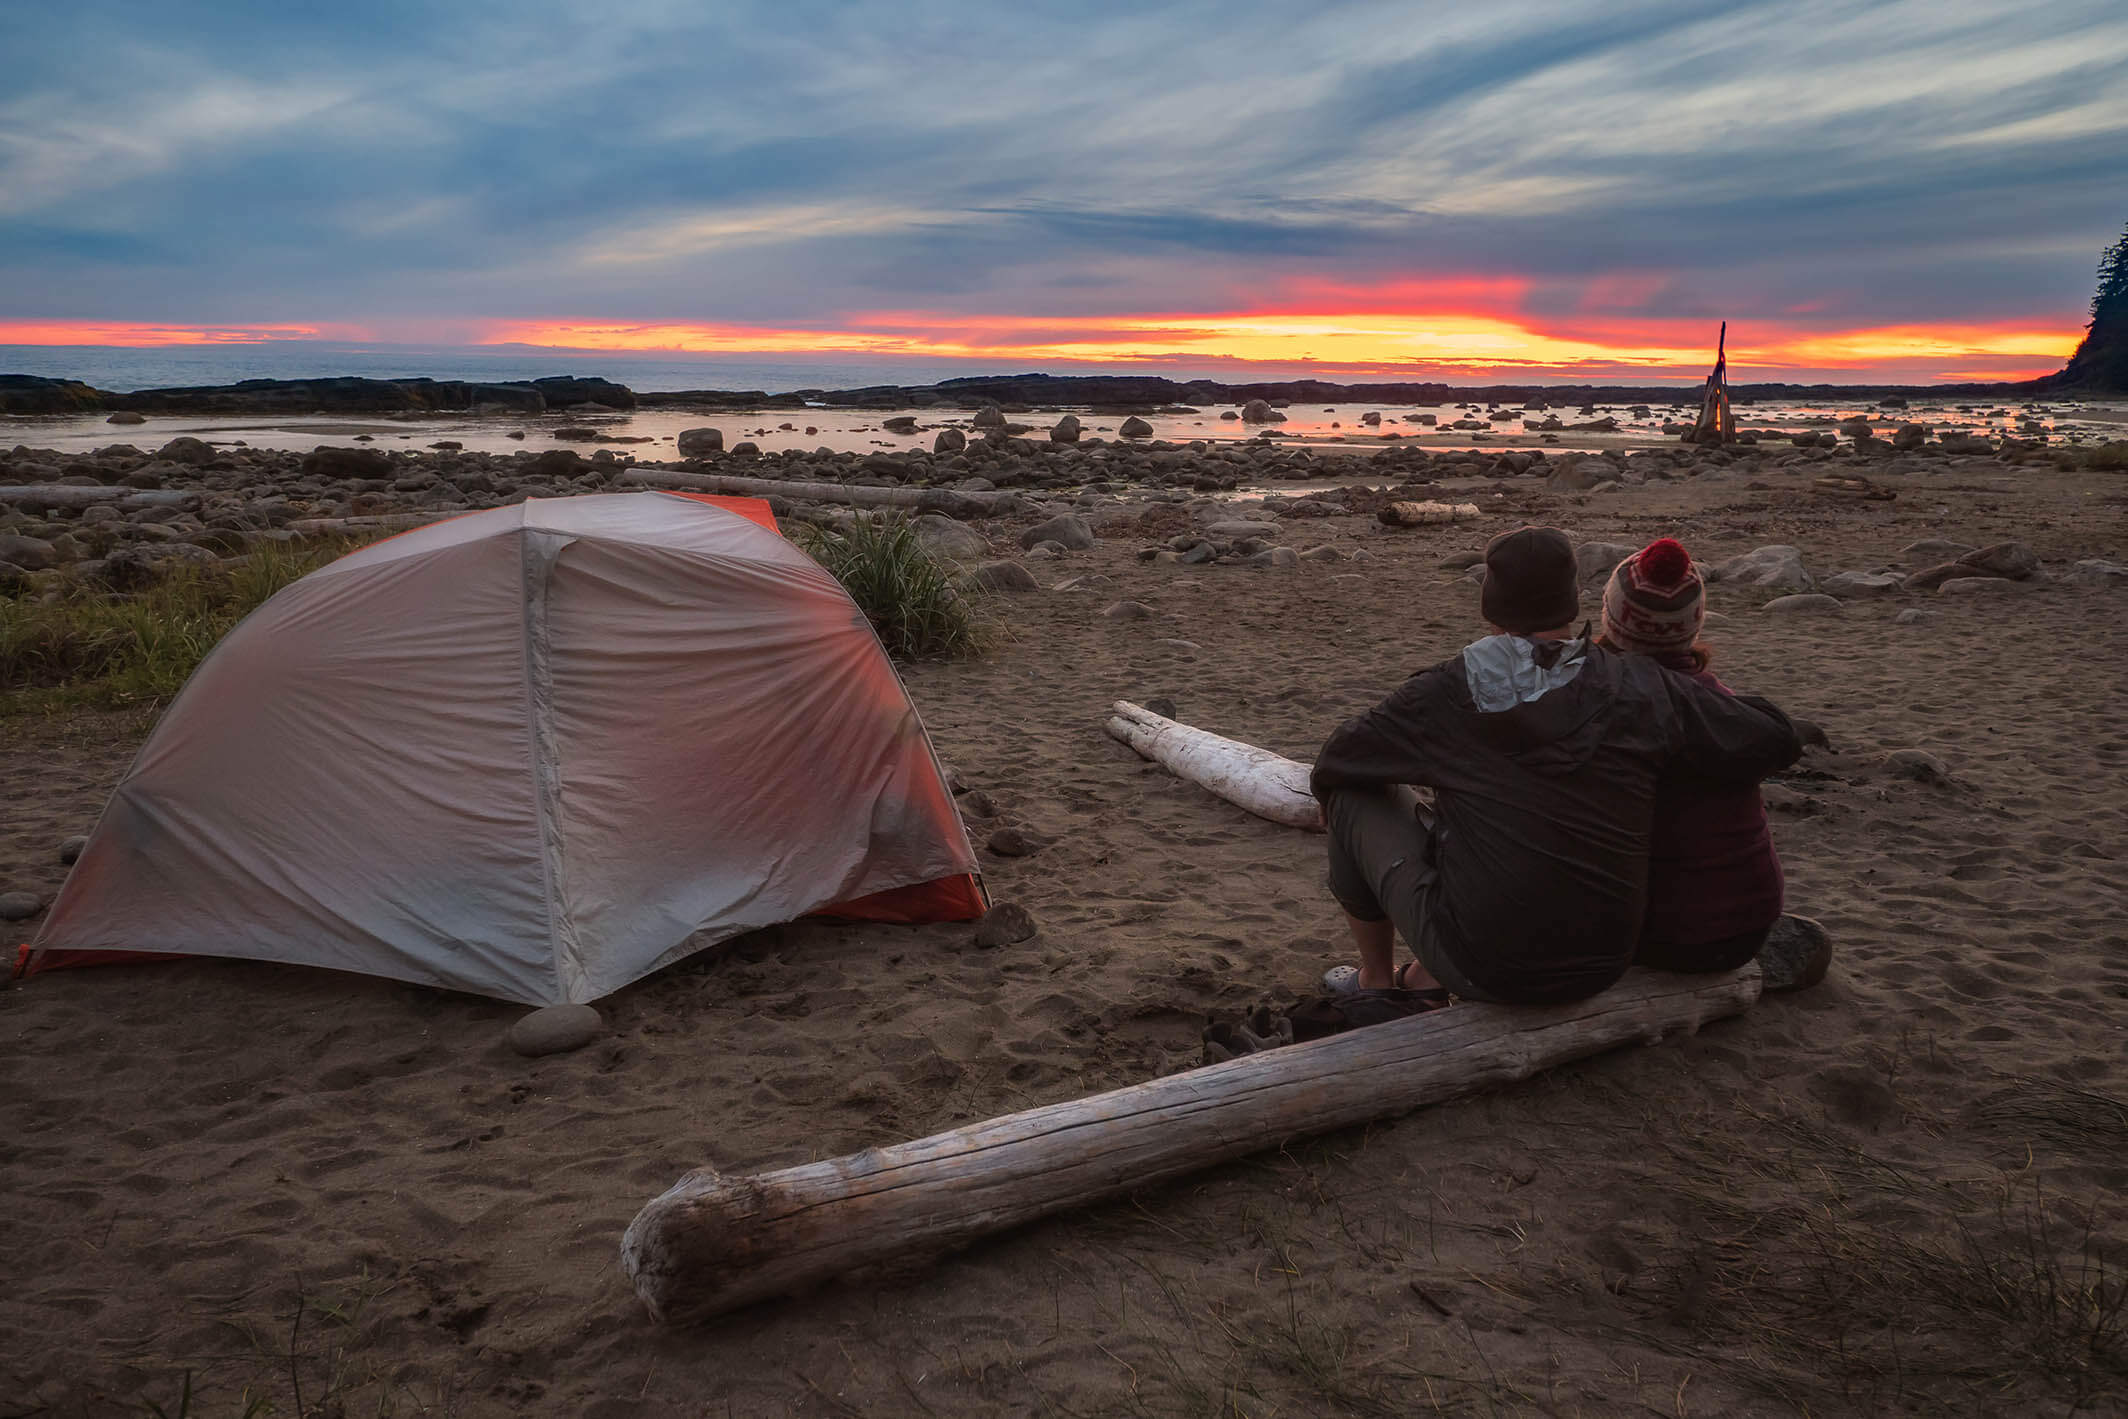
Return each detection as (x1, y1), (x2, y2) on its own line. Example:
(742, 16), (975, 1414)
(32, 493), (980, 1005)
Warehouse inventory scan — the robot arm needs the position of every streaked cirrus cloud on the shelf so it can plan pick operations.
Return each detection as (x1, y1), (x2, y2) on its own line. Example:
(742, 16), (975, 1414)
(1, 0), (2123, 381)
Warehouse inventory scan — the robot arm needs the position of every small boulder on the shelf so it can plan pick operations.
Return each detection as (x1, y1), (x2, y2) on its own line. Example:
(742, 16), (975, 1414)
(1900, 538), (1975, 563)
(1102, 600), (1157, 621)
(911, 513), (988, 563)
(973, 903), (1038, 948)
(1710, 545), (1813, 594)
(1020, 514), (1095, 551)
(300, 446), (392, 479)
(1937, 576), (2025, 596)
(1240, 399), (1285, 424)
(1884, 749), (1950, 784)
(676, 427), (724, 457)
(2064, 559), (2127, 587)
(1759, 915), (1833, 992)
(59, 835), (88, 865)
(1550, 459), (1604, 492)
(1118, 416), (1154, 438)
(0, 534), (59, 571)
(1901, 562), (1971, 592)
(1819, 570), (1903, 599)
(507, 1004), (603, 1057)
(933, 428), (967, 453)
(1438, 550), (1486, 570)
(971, 406), (1006, 430)
(0, 891), (45, 921)
(1574, 542), (1638, 584)
(1049, 415), (1082, 443)
(970, 560), (1040, 593)
(986, 827), (1039, 857)
(1893, 608), (1939, 625)
(154, 436), (215, 466)
(106, 411), (147, 425)
(1763, 593), (1843, 615)
(1955, 541), (2039, 581)
(1202, 519), (1279, 540)
(882, 415), (919, 433)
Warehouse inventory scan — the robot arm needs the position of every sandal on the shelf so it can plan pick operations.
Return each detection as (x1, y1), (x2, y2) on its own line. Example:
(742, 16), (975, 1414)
(1322, 961), (1455, 1003)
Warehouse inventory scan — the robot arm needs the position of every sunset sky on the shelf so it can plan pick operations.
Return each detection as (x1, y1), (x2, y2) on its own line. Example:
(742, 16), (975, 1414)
(4, 0), (2125, 385)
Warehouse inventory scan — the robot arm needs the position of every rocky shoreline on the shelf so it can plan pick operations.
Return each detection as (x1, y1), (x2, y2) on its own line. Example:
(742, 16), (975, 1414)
(5, 421), (2122, 596)
(0, 368), (2074, 418)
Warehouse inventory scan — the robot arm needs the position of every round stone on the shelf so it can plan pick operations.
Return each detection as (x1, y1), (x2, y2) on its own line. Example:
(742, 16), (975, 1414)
(973, 903), (1038, 948)
(0, 891), (46, 922)
(507, 1003), (603, 1057)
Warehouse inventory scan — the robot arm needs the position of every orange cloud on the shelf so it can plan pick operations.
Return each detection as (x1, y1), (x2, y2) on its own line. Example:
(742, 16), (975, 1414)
(0, 320), (372, 346)
(484, 310), (2075, 382)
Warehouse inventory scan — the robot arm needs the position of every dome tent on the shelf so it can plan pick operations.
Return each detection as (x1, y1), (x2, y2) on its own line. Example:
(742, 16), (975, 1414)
(26, 493), (985, 1005)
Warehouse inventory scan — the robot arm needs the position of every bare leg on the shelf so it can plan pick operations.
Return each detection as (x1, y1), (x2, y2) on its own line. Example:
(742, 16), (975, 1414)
(1345, 911), (1396, 990)
(1344, 911), (1446, 992)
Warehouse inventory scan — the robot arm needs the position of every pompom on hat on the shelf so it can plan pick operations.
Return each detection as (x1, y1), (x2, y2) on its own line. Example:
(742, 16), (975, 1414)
(1601, 537), (1705, 656)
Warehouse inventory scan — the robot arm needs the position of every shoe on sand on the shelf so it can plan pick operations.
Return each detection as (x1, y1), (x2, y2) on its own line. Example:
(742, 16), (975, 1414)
(1201, 1007), (1294, 1064)
(1758, 914), (1832, 992)
(1321, 964), (1361, 995)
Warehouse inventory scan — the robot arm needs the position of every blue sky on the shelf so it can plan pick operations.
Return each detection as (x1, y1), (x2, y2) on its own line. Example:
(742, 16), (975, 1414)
(2, 0), (2125, 379)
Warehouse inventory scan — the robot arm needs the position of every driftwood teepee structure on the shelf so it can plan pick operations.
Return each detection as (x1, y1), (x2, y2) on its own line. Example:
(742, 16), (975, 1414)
(1687, 321), (1737, 445)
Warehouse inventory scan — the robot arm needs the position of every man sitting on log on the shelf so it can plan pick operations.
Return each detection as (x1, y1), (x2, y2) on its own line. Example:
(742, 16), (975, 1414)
(1310, 525), (1803, 1006)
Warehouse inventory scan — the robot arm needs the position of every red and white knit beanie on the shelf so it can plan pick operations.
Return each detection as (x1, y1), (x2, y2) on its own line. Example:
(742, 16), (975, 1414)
(1601, 538), (1704, 656)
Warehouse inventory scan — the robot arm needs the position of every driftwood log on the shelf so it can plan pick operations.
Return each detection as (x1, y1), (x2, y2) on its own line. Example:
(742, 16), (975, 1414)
(1104, 699), (1321, 829)
(1377, 500), (1482, 528)
(0, 486), (198, 512)
(286, 512), (445, 536)
(622, 963), (1762, 1325)
(620, 467), (1018, 519)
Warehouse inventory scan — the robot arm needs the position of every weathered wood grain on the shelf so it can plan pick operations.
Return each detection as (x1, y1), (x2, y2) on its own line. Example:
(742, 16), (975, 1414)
(622, 964), (1762, 1325)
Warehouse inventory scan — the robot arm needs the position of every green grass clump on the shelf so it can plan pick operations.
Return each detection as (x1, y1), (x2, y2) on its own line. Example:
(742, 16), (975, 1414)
(799, 514), (987, 660)
(0, 540), (352, 715)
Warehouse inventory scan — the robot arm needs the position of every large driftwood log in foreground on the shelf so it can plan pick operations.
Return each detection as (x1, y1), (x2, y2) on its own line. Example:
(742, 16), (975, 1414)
(1105, 699), (1322, 830)
(620, 467), (1017, 518)
(622, 964), (1762, 1325)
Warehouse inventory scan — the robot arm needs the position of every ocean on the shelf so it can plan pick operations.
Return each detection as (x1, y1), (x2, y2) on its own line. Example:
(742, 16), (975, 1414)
(0, 344), (1256, 396)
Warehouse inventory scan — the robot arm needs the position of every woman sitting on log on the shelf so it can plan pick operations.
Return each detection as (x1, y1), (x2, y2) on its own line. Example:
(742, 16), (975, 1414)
(1596, 538), (1802, 975)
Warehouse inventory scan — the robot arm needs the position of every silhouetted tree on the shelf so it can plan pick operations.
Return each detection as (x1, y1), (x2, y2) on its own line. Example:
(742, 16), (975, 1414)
(2055, 219), (2128, 392)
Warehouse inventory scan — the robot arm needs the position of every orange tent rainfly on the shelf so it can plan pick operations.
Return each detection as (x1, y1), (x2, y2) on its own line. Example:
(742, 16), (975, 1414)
(20, 492), (984, 1004)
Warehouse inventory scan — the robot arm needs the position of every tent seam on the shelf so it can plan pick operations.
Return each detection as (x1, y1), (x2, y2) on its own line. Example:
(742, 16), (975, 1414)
(518, 527), (572, 1004)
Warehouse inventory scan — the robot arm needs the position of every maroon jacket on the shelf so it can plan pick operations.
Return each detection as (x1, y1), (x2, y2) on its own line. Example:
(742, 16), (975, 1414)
(1641, 667), (1785, 948)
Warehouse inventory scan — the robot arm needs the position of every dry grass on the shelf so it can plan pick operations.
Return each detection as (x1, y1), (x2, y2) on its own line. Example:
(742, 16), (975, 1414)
(0, 540), (358, 715)
(1629, 1099), (2127, 1414)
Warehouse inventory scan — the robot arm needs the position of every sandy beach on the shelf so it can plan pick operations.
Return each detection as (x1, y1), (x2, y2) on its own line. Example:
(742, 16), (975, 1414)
(5, 444), (2127, 1415)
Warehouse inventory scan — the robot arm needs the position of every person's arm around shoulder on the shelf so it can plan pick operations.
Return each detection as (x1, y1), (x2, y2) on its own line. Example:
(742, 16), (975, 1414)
(1310, 662), (1456, 800)
(1659, 664), (1803, 783)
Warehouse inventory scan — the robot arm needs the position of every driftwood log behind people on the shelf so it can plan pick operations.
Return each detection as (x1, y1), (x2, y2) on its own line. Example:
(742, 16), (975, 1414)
(1104, 699), (1322, 829)
(622, 964), (1763, 1325)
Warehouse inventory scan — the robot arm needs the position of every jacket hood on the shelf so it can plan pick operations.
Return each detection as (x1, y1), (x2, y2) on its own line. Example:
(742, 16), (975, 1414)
(1459, 637), (1622, 775)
